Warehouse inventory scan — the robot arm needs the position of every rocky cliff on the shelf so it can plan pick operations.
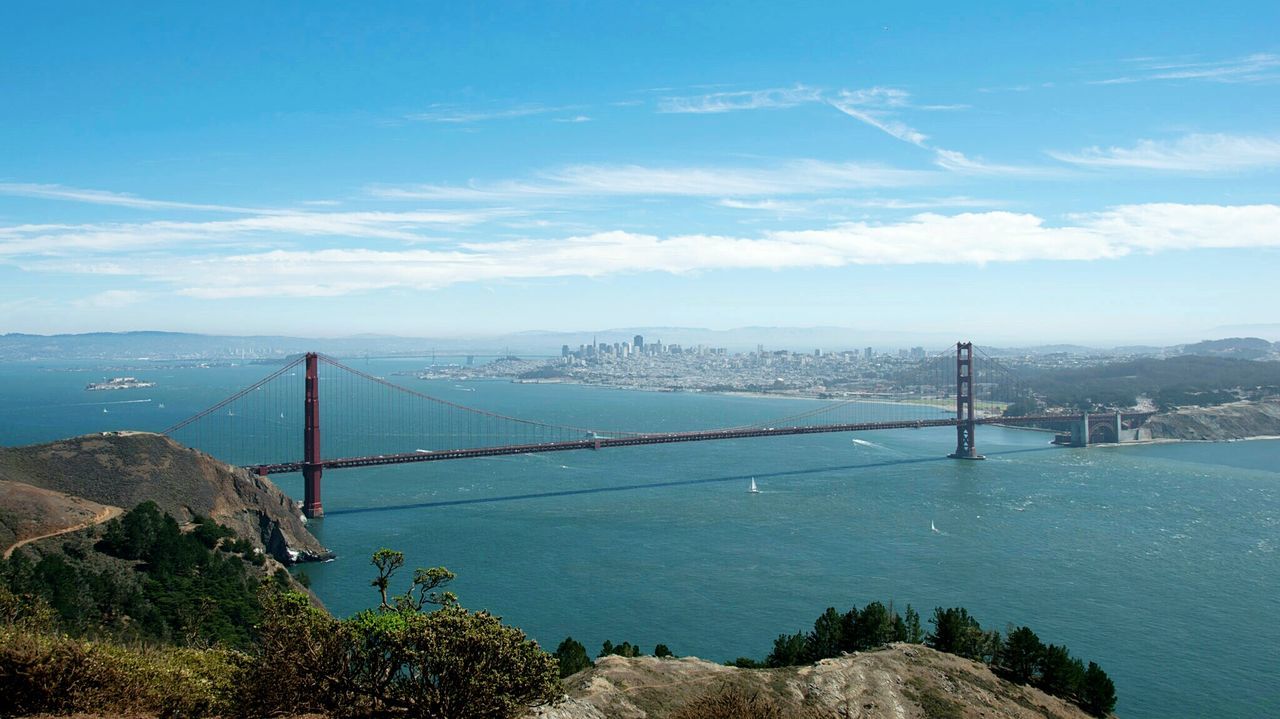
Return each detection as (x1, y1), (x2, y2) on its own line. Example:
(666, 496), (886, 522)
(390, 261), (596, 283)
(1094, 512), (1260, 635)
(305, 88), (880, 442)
(1144, 399), (1280, 441)
(0, 432), (330, 563)
(534, 644), (1102, 719)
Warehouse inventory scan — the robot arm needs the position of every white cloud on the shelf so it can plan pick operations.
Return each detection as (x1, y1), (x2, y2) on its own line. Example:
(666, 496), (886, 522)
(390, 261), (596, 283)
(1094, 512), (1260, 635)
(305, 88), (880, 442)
(553, 115), (593, 123)
(1049, 133), (1280, 172)
(1094, 52), (1280, 85)
(369, 160), (935, 201)
(717, 196), (1004, 213)
(19, 204), (1277, 298)
(657, 85), (823, 114)
(75, 290), (146, 308)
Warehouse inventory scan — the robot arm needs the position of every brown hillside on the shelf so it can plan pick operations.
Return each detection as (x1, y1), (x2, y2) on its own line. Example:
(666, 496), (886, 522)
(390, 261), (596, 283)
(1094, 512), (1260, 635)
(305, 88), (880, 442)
(0, 432), (329, 564)
(1145, 399), (1280, 441)
(535, 644), (1103, 719)
(0, 480), (119, 558)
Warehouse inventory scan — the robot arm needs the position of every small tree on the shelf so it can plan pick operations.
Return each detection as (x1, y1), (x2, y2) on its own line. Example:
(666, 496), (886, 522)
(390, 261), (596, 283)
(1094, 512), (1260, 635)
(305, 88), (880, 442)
(369, 548), (405, 610)
(1038, 643), (1084, 699)
(554, 636), (592, 677)
(1079, 661), (1117, 717)
(765, 632), (806, 667)
(804, 607), (844, 661)
(653, 643), (674, 658)
(998, 626), (1044, 684)
(903, 605), (923, 644)
(852, 601), (894, 649)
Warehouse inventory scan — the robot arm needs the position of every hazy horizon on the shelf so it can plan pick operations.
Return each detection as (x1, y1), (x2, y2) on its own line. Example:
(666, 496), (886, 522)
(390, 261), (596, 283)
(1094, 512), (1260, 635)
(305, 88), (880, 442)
(4, 323), (1279, 353)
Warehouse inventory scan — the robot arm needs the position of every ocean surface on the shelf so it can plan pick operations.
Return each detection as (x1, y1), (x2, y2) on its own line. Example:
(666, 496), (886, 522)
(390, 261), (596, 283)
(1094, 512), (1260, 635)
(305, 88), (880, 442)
(1, 358), (1277, 718)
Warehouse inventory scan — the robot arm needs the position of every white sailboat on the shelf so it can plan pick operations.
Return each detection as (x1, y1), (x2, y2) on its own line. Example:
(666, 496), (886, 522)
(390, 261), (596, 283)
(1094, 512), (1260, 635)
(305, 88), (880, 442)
(931, 520), (939, 533)
(748, 478), (761, 493)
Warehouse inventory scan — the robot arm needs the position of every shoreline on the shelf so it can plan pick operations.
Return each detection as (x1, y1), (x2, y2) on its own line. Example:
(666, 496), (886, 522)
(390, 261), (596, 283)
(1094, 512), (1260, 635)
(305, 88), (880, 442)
(451, 376), (1280, 446)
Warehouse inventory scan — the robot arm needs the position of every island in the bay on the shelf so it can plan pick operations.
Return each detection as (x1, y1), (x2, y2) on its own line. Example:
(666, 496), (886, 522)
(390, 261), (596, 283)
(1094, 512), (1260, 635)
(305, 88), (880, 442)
(85, 376), (155, 391)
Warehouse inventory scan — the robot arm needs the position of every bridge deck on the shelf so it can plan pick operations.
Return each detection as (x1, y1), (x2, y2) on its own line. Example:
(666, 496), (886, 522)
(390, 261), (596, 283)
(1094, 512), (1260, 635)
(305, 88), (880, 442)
(252, 412), (1149, 474)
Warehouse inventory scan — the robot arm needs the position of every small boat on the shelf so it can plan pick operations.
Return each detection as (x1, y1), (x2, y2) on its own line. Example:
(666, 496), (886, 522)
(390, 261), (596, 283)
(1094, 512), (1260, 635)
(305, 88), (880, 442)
(931, 520), (939, 533)
(748, 478), (761, 494)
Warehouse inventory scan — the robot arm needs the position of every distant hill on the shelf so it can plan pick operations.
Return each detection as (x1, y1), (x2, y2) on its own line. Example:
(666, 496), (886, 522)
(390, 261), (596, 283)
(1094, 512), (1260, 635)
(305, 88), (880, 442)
(1024, 355), (1280, 410)
(1177, 337), (1278, 360)
(0, 432), (329, 563)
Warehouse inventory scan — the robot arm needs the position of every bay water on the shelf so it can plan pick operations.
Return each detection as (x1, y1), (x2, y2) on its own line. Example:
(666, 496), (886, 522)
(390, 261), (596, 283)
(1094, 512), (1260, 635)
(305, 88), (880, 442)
(1, 359), (1276, 718)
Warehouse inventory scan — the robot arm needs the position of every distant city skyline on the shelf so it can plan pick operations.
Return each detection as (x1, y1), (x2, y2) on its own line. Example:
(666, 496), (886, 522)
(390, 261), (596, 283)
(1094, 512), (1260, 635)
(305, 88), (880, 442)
(2, 3), (1278, 344)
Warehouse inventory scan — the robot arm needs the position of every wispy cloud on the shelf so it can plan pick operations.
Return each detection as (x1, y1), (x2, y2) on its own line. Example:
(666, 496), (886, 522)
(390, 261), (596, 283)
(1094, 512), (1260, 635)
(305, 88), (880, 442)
(368, 160), (936, 201)
(657, 85), (823, 114)
(0, 182), (261, 213)
(828, 87), (929, 147)
(1093, 52), (1280, 85)
(1048, 133), (1280, 172)
(553, 115), (593, 123)
(0, 209), (519, 257)
(17, 204), (1280, 298)
(405, 103), (575, 123)
(717, 196), (1004, 213)
(933, 149), (1055, 177)
(823, 91), (1044, 177)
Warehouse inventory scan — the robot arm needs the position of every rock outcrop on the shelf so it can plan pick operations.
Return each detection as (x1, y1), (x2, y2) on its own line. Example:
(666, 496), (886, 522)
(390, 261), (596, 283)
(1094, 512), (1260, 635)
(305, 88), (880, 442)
(533, 644), (1102, 719)
(0, 432), (330, 563)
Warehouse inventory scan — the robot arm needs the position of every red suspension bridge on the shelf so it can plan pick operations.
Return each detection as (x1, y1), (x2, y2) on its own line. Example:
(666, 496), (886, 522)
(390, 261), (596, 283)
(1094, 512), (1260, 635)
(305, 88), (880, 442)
(163, 342), (1152, 518)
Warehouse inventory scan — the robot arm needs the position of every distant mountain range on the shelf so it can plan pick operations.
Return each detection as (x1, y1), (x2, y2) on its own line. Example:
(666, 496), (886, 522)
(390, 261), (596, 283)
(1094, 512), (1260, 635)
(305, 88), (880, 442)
(1, 329), (1276, 362)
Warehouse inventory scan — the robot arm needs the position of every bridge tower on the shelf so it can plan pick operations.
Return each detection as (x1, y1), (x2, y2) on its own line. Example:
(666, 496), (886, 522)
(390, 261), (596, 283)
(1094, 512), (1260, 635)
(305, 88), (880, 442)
(948, 341), (985, 460)
(302, 352), (324, 518)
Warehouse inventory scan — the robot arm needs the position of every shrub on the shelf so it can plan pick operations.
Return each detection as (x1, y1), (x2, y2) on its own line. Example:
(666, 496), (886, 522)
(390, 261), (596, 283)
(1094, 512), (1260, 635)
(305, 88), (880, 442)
(234, 588), (348, 718)
(243, 553), (560, 719)
(353, 605), (560, 719)
(0, 625), (242, 718)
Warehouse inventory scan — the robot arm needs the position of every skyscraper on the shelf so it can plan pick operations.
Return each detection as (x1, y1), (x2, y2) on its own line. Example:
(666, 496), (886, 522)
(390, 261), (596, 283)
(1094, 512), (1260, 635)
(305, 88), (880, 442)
(633, 334), (644, 350)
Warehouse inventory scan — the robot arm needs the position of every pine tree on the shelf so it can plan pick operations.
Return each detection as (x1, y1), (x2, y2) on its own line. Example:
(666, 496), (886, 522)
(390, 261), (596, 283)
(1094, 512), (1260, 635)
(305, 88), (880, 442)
(1080, 661), (1117, 717)
(554, 636), (591, 677)
(998, 626), (1044, 684)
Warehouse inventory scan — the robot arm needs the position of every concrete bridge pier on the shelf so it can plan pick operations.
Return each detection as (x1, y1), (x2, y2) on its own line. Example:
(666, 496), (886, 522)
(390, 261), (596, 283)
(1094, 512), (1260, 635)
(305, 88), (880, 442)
(1071, 413), (1090, 447)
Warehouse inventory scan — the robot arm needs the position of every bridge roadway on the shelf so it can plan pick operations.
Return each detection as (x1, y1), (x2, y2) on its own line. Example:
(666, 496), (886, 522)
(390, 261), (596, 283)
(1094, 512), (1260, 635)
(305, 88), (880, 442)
(252, 412), (1151, 475)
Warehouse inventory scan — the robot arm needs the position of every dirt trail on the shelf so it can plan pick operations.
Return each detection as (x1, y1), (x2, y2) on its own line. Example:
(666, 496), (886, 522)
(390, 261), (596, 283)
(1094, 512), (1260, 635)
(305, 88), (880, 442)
(3, 505), (123, 559)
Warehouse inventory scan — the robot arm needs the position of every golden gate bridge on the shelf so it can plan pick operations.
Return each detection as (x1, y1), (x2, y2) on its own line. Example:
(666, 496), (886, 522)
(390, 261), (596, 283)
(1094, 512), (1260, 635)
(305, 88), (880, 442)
(162, 342), (1152, 518)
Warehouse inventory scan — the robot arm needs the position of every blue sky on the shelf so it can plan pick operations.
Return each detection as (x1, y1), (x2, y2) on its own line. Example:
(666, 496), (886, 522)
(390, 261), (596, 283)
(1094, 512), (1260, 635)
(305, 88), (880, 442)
(1, 1), (1278, 344)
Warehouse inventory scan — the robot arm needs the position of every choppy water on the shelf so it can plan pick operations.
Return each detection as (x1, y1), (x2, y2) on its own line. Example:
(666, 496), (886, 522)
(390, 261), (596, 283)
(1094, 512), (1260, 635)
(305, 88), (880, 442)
(1, 359), (1277, 718)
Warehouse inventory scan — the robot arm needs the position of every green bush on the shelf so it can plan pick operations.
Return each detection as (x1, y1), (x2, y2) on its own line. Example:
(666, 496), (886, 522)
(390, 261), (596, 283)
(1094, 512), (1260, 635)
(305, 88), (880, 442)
(554, 635), (592, 677)
(0, 625), (243, 718)
(242, 551), (560, 719)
